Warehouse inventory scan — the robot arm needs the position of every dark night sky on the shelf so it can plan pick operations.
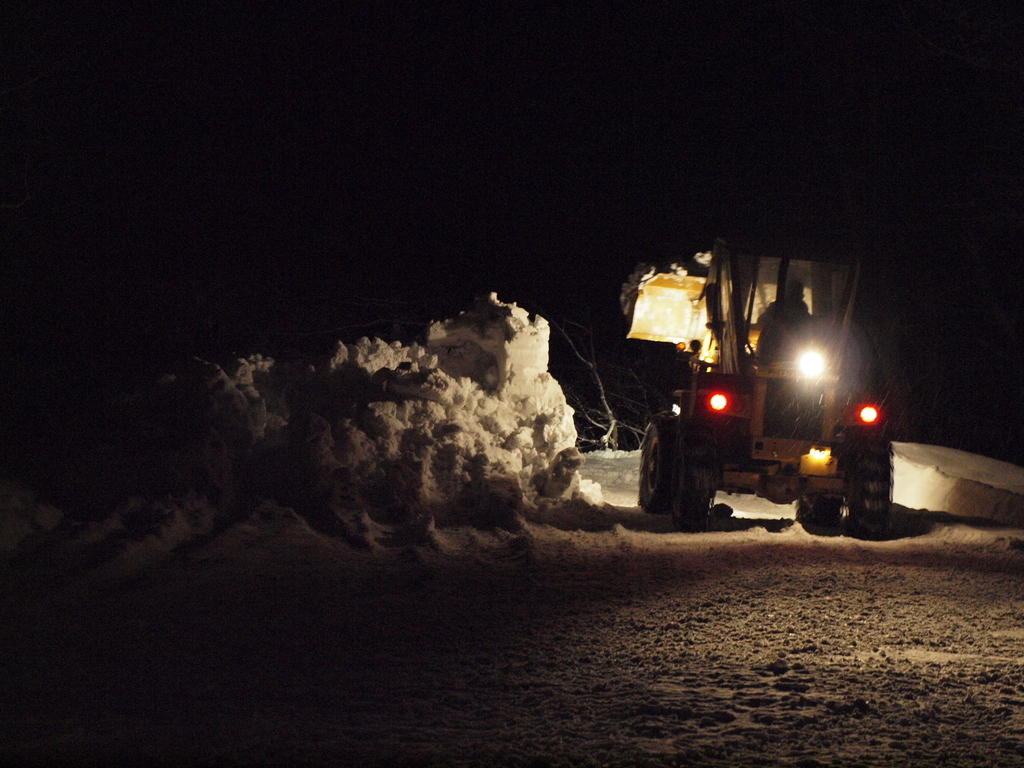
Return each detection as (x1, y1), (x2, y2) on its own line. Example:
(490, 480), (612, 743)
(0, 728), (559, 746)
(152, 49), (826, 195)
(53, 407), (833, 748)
(4, 1), (1024, 456)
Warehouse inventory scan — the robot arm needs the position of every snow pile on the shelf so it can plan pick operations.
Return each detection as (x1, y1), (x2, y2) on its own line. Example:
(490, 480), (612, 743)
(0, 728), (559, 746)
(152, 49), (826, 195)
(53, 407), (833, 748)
(3, 295), (586, 556)
(272, 295), (583, 537)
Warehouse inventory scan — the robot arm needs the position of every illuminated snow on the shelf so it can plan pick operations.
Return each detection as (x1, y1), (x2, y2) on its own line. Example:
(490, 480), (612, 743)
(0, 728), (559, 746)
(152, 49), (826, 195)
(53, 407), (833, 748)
(4, 297), (1024, 767)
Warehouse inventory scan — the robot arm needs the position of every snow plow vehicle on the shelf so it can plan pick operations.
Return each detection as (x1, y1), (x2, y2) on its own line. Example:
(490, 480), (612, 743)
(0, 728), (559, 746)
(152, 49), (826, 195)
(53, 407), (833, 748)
(625, 239), (891, 539)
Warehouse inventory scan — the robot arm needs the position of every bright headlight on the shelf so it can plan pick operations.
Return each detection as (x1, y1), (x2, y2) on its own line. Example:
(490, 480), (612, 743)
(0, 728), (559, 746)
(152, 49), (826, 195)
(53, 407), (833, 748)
(797, 350), (826, 377)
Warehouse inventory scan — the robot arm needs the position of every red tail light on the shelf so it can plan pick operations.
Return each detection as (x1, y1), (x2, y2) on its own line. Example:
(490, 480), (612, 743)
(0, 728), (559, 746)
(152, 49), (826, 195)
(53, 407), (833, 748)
(859, 405), (879, 424)
(709, 393), (729, 412)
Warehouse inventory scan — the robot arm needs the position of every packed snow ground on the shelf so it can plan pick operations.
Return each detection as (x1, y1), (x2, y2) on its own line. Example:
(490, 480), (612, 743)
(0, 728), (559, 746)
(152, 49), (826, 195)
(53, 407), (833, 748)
(4, 296), (1024, 766)
(4, 478), (1024, 767)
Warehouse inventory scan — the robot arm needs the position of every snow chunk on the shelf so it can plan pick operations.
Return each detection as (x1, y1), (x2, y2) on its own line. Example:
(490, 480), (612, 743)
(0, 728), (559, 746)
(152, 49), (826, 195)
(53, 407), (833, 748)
(0, 481), (63, 553)
(576, 478), (604, 506)
(426, 293), (551, 395)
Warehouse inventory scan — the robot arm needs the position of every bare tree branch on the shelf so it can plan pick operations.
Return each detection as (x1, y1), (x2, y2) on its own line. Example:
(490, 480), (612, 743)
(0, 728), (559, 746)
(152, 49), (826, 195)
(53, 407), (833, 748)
(549, 319), (633, 450)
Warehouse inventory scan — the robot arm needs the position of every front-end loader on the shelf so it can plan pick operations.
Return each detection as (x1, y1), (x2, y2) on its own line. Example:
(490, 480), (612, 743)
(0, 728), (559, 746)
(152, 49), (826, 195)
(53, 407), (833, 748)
(625, 239), (891, 539)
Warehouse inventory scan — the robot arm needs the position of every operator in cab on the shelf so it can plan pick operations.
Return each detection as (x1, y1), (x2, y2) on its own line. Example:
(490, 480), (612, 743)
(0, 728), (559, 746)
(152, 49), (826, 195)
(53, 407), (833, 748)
(756, 280), (810, 364)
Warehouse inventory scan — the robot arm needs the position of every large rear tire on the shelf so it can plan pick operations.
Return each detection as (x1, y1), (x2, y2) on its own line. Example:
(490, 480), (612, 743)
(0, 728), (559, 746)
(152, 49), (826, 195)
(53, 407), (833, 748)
(639, 414), (678, 514)
(671, 424), (719, 532)
(844, 444), (893, 540)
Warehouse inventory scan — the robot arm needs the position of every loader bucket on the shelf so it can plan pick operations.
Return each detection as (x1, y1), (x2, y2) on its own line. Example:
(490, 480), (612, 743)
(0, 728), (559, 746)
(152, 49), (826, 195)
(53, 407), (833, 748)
(627, 272), (707, 344)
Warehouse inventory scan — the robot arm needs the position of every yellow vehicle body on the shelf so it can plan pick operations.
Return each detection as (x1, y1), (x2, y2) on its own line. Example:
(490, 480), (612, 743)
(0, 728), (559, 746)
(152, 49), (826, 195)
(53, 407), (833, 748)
(630, 240), (892, 538)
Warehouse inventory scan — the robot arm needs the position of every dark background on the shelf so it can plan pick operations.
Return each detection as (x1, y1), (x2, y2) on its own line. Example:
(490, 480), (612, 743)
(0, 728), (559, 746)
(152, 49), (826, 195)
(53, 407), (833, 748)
(3, 1), (1024, 473)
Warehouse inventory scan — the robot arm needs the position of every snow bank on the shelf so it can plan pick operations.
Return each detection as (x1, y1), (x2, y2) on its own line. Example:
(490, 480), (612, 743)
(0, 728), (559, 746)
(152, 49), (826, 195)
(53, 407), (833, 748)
(3, 295), (585, 556)
(587, 446), (1024, 532)
(893, 442), (1024, 527)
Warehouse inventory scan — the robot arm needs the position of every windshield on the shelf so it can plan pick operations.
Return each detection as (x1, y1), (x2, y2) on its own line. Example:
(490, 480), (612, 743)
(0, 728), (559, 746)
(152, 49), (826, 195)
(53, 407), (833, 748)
(749, 258), (850, 325)
(748, 258), (851, 366)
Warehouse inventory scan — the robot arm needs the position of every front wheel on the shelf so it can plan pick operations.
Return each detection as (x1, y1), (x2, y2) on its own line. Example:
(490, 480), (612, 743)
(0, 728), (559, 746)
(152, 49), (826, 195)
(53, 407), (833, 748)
(844, 444), (893, 540)
(671, 424), (719, 532)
